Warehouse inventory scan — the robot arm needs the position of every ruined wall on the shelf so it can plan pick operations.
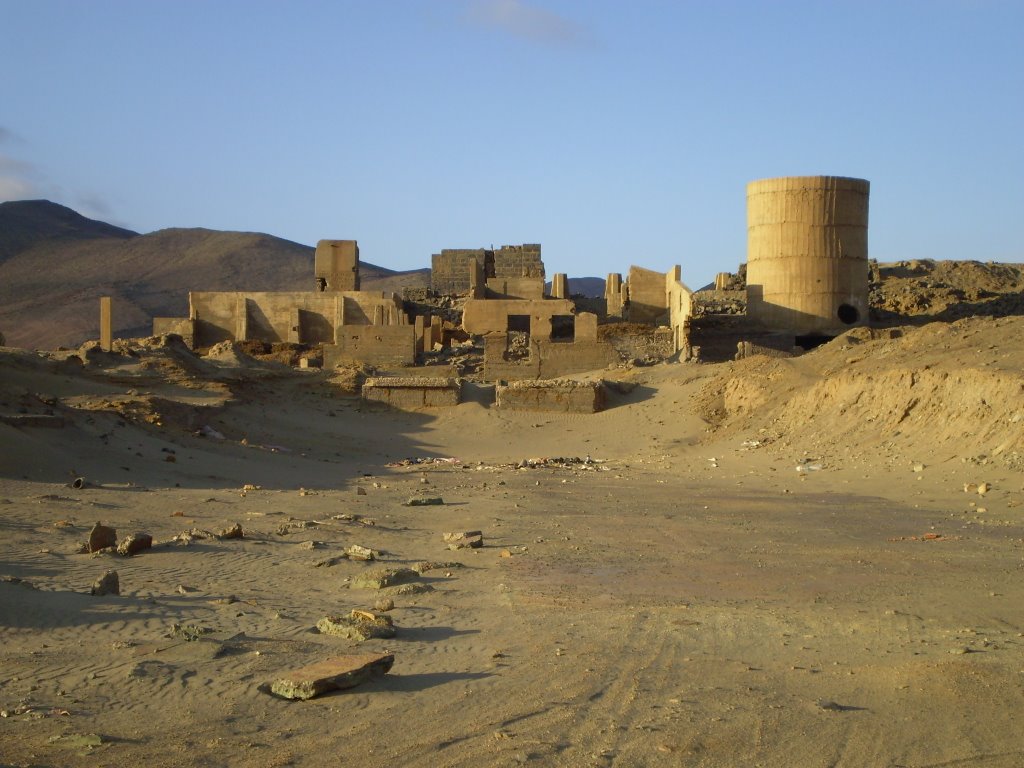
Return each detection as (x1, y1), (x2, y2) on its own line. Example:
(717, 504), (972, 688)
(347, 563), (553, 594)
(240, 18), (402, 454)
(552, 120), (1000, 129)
(627, 266), (669, 324)
(598, 324), (674, 362)
(462, 298), (575, 336)
(493, 244), (543, 279)
(315, 240), (360, 291)
(361, 377), (462, 409)
(324, 326), (416, 368)
(431, 249), (488, 295)
(495, 380), (606, 413)
(483, 334), (619, 381)
(666, 266), (693, 357)
(189, 291), (405, 348)
(485, 276), (545, 300)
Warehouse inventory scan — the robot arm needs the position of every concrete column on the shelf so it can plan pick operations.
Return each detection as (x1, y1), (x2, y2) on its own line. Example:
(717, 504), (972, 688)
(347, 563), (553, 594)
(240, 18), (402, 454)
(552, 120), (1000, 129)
(551, 273), (569, 299)
(99, 297), (112, 351)
(414, 316), (425, 355)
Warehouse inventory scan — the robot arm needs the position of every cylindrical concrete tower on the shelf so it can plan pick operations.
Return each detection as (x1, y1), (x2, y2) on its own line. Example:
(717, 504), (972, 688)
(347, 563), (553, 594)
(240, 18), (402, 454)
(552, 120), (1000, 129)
(746, 175), (869, 335)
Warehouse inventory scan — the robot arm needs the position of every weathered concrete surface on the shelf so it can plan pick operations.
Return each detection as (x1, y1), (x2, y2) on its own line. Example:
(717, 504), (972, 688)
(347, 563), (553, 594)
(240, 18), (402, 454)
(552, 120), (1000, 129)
(361, 377), (461, 409)
(314, 240), (360, 292)
(324, 325), (416, 368)
(268, 653), (394, 700)
(746, 175), (870, 334)
(495, 380), (607, 413)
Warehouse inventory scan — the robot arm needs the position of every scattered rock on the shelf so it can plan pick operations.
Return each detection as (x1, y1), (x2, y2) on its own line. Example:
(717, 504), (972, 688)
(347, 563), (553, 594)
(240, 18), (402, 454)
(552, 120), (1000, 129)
(218, 523), (244, 539)
(412, 561), (463, 574)
(90, 570), (119, 596)
(356, 486), (367, 496)
(443, 531), (483, 550)
(346, 544), (376, 561)
(300, 541), (324, 550)
(88, 522), (117, 553)
(978, 482), (990, 496)
(382, 582), (434, 597)
(374, 597), (395, 612)
(316, 610), (396, 642)
(48, 732), (106, 749)
(405, 497), (444, 507)
(267, 652), (394, 700)
(351, 567), (419, 590)
(168, 623), (213, 642)
(117, 532), (153, 557)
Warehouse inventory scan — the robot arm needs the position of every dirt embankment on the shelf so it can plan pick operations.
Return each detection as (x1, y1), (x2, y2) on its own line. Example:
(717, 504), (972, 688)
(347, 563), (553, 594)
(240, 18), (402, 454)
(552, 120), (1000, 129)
(694, 317), (1024, 470)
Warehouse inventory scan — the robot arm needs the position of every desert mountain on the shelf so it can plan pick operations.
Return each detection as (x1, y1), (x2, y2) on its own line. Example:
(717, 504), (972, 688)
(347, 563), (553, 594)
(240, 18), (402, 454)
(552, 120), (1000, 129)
(0, 200), (430, 349)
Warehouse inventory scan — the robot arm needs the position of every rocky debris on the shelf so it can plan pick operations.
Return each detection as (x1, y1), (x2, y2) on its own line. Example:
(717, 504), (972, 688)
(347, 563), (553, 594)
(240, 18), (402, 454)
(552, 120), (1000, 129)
(346, 544), (377, 561)
(1, 575), (38, 589)
(88, 522), (117, 553)
(167, 623), (213, 642)
(90, 570), (119, 596)
(405, 496), (444, 506)
(267, 652), (394, 701)
(276, 520), (319, 536)
(382, 583), (434, 597)
(332, 513), (376, 526)
(313, 545), (380, 568)
(411, 561), (463, 574)
(316, 610), (396, 642)
(374, 597), (395, 612)
(218, 523), (244, 539)
(171, 528), (217, 544)
(117, 532), (152, 557)
(356, 487), (367, 496)
(443, 531), (483, 550)
(351, 567), (419, 590)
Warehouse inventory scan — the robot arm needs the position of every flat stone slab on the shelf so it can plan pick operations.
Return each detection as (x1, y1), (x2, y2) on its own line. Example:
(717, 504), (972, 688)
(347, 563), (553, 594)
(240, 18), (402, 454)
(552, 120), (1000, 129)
(495, 379), (606, 413)
(268, 653), (394, 700)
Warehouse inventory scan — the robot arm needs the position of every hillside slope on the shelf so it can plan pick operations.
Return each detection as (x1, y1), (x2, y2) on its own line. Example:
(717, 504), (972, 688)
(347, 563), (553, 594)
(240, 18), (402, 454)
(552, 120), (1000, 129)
(0, 201), (428, 349)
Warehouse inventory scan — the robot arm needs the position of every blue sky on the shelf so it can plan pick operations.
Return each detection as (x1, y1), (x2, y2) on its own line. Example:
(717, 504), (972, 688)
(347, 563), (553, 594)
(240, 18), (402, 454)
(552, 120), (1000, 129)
(2, 0), (1022, 287)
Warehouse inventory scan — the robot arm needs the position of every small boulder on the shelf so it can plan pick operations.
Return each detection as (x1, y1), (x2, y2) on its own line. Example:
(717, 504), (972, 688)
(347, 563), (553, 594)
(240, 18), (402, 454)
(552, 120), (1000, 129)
(91, 570), (119, 596)
(88, 522), (117, 553)
(218, 523), (244, 539)
(117, 532), (153, 557)
(443, 531), (483, 550)
(316, 610), (396, 642)
(351, 567), (419, 590)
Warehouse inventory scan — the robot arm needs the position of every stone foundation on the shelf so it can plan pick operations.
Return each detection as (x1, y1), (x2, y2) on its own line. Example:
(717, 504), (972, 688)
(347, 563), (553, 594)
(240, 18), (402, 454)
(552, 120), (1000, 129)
(361, 377), (462, 409)
(495, 380), (605, 413)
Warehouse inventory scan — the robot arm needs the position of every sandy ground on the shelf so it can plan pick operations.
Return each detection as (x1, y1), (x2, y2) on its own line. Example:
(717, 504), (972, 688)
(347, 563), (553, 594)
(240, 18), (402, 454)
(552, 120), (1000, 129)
(2, 321), (1024, 767)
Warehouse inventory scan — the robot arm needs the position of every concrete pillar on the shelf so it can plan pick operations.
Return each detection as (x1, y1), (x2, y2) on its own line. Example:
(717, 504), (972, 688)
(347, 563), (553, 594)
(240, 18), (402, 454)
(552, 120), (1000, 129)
(414, 315), (425, 355)
(99, 297), (112, 351)
(373, 306), (384, 326)
(430, 316), (442, 349)
(551, 273), (569, 299)
(605, 273), (624, 318)
(714, 272), (731, 291)
(746, 176), (869, 334)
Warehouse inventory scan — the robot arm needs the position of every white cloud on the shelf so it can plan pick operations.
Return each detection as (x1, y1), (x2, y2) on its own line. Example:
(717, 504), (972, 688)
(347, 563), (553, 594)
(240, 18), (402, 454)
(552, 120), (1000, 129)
(466, 0), (591, 46)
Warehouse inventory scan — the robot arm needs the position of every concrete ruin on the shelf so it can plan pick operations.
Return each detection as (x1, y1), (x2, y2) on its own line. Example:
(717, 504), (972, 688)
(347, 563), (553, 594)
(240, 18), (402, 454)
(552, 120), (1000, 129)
(361, 377), (462, 408)
(495, 379), (606, 413)
(746, 176), (870, 337)
(153, 240), (417, 366)
(431, 244), (544, 296)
